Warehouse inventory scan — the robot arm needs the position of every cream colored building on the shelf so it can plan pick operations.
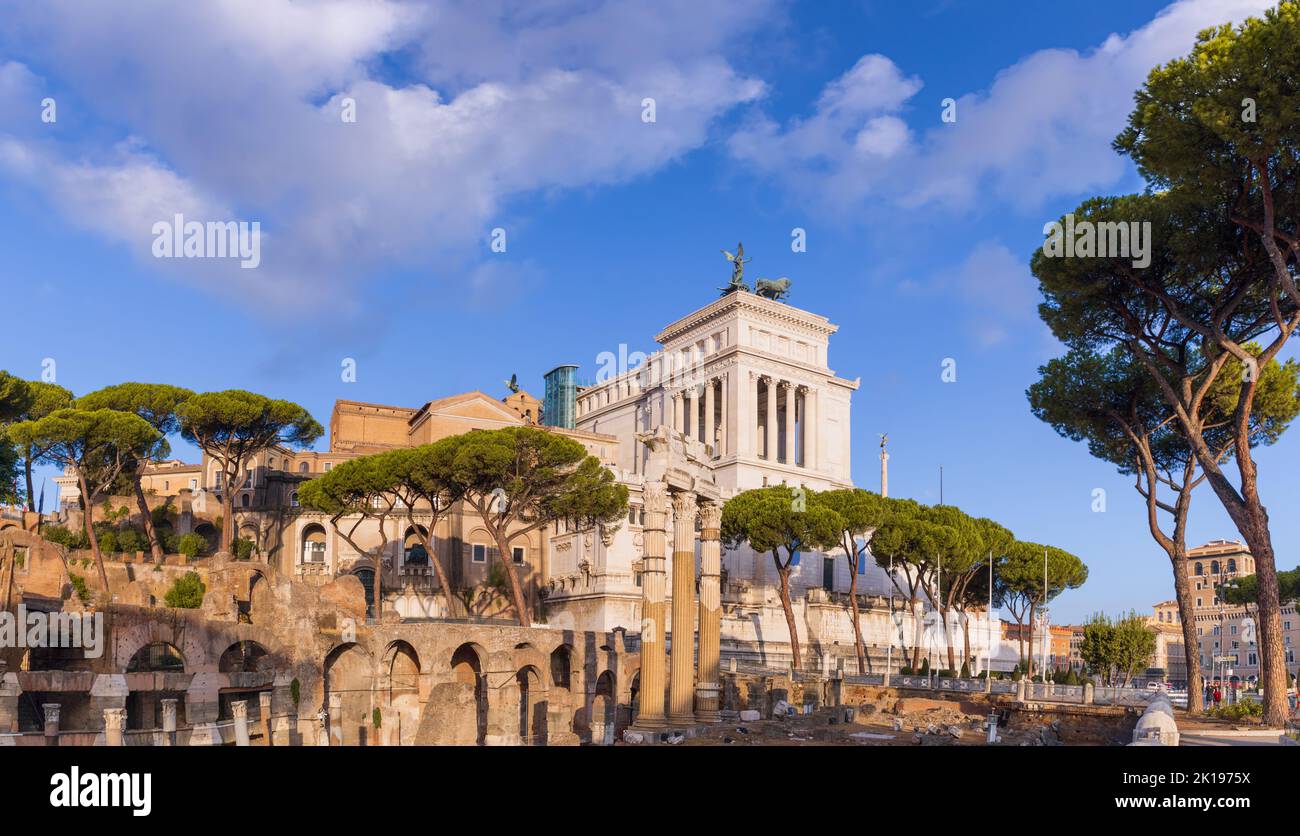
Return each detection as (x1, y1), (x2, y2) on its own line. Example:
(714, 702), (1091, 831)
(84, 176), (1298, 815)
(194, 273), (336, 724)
(56, 288), (1008, 673)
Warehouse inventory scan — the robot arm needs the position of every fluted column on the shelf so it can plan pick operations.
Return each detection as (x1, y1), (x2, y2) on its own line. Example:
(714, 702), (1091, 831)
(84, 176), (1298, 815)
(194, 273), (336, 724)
(719, 373), (729, 456)
(695, 501), (723, 721)
(764, 377), (777, 461)
(634, 482), (669, 731)
(232, 700), (250, 747)
(673, 393), (683, 433)
(804, 387), (817, 470)
(668, 490), (698, 725)
(704, 378), (716, 455)
(783, 381), (796, 464)
(687, 386), (700, 442)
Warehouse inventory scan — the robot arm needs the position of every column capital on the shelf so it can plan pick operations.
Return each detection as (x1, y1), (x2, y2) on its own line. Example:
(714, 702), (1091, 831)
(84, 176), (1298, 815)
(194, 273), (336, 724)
(670, 490), (698, 520)
(643, 481), (668, 515)
(103, 708), (127, 732)
(697, 501), (722, 536)
(778, 378), (794, 391)
(42, 703), (60, 725)
(231, 700), (249, 720)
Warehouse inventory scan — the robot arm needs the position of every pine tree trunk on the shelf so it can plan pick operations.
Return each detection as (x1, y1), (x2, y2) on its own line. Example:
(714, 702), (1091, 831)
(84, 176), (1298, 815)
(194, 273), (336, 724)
(492, 531), (531, 626)
(849, 567), (867, 674)
(134, 477), (165, 562)
(776, 563), (801, 671)
(78, 473), (110, 596)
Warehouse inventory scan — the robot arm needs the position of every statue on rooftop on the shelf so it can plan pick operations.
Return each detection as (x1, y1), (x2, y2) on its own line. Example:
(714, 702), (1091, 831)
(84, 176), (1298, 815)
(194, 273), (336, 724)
(755, 277), (791, 301)
(720, 242), (751, 295)
(504, 373), (520, 394)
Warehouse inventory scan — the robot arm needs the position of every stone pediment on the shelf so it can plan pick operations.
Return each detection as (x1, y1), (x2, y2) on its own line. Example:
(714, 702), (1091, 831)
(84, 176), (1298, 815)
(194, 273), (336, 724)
(412, 391), (525, 425)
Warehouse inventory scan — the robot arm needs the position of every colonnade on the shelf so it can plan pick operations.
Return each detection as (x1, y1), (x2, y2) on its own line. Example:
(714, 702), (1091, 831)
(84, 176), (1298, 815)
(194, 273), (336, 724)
(667, 372), (818, 469)
(633, 482), (724, 729)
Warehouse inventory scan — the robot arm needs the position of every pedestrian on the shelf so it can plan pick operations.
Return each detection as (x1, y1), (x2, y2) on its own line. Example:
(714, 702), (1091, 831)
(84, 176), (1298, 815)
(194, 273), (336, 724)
(1213, 687), (1222, 707)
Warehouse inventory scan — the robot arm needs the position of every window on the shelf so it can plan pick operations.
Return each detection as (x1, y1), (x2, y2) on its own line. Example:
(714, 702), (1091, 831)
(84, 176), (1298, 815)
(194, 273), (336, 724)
(1249, 653), (1258, 666)
(512, 546), (525, 565)
(1195, 563), (1203, 576)
(1197, 598), (1203, 608)
(403, 527), (428, 566)
(244, 469), (253, 488)
(299, 462), (309, 474)
(163, 481), (169, 491)
(1231, 625), (1237, 635)
(324, 462), (332, 472)
(1211, 560), (1220, 574)
(472, 544), (486, 563)
(302, 525), (327, 563)
(1228, 559), (1237, 573)
(241, 493), (250, 508)
(290, 492), (299, 507)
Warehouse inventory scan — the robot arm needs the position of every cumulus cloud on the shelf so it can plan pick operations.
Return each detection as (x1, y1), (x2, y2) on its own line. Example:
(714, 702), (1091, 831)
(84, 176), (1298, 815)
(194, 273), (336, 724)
(730, 0), (1277, 214)
(0, 0), (771, 312)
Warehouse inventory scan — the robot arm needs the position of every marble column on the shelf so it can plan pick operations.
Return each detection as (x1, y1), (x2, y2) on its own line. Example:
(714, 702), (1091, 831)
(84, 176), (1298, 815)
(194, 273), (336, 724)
(695, 501), (723, 721)
(103, 708), (126, 746)
(719, 373), (729, 456)
(744, 372), (758, 457)
(804, 387), (817, 470)
(259, 691), (273, 745)
(232, 700), (250, 746)
(673, 393), (683, 433)
(687, 386), (699, 442)
(633, 482), (669, 731)
(764, 377), (777, 461)
(783, 382), (796, 465)
(668, 490), (698, 726)
(161, 698), (178, 746)
(42, 703), (59, 746)
(704, 378), (716, 456)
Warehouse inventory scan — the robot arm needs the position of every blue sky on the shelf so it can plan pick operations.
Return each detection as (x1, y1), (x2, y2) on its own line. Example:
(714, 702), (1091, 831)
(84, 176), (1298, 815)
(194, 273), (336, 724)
(0, 0), (1293, 623)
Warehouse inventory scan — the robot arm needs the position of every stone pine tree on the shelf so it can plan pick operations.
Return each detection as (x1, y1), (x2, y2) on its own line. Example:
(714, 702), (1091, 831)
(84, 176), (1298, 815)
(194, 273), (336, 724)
(958, 516), (1015, 673)
(384, 445), (460, 614)
(431, 427), (628, 627)
(299, 451), (408, 622)
(922, 505), (986, 673)
(817, 488), (889, 674)
(1037, 4), (1300, 724)
(0, 375), (73, 511)
(8, 409), (159, 595)
(721, 485), (841, 672)
(868, 500), (949, 670)
(1029, 346), (1298, 710)
(177, 390), (322, 554)
(0, 372), (33, 506)
(76, 383), (194, 562)
(999, 542), (1087, 676)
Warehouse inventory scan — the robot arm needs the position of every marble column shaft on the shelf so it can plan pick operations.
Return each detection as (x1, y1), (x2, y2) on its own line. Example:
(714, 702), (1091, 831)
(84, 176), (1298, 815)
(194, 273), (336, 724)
(783, 382), (796, 464)
(704, 378), (716, 454)
(633, 482), (669, 730)
(668, 490), (698, 725)
(764, 378), (777, 460)
(695, 501), (723, 721)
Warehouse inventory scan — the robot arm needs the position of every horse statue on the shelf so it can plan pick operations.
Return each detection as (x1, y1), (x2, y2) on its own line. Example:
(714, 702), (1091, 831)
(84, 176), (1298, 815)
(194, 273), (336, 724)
(754, 277), (791, 301)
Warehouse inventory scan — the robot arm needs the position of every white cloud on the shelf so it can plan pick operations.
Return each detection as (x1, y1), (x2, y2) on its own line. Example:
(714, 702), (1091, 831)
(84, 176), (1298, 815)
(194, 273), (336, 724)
(0, 0), (772, 312)
(730, 0), (1278, 215)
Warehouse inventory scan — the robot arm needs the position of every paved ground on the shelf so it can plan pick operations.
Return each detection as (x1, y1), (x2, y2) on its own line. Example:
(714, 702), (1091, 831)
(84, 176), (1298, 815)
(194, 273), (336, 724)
(1181, 731), (1282, 747)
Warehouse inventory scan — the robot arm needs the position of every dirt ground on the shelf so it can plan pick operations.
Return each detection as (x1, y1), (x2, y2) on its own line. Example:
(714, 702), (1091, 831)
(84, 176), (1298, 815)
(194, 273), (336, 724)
(667, 688), (1137, 747)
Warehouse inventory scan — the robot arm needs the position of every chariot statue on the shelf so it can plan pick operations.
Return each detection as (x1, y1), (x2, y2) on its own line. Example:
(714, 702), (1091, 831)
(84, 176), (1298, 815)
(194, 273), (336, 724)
(720, 242), (751, 294)
(720, 242), (794, 301)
